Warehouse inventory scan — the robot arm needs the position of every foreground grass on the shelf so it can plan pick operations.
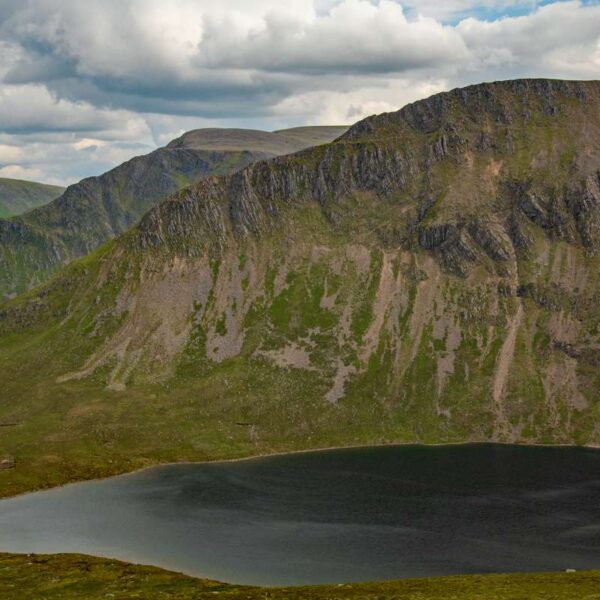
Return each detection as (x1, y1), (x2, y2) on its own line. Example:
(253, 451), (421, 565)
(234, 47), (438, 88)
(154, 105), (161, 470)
(1, 554), (599, 600)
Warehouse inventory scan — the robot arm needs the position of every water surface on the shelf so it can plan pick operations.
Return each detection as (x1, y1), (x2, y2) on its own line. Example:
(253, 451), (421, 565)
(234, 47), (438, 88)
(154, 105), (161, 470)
(1, 444), (599, 585)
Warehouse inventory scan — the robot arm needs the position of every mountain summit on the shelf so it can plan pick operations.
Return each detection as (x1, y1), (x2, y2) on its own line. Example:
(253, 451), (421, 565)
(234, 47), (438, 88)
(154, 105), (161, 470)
(1, 79), (600, 496)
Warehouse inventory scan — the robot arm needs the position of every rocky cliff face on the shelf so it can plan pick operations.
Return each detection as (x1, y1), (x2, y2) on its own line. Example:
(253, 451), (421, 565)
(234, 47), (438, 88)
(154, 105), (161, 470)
(138, 79), (600, 274)
(0, 127), (347, 300)
(1, 80), (600, 495)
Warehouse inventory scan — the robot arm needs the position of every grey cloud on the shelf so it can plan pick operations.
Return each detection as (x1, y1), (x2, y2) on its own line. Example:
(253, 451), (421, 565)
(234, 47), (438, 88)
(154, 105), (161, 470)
(4, 53), (76, 85)
(0, 84), (150, 139)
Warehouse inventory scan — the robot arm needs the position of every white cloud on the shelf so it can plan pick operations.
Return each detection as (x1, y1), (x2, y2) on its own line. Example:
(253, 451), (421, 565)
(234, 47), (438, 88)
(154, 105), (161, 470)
(0, 164), (46, 182)
(272, 78), (449, 124)
(198, 0), (469, 74)
(0, 132), (153, 186)
(458, 1), (600, 79)
(0, 144), (24, 164)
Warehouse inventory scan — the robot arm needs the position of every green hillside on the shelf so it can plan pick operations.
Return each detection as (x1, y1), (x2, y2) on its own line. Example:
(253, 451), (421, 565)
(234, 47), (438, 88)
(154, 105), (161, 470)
(1, 554), (598, 600)
(1, 79), (600, 498)
(0, 178), (64, 218)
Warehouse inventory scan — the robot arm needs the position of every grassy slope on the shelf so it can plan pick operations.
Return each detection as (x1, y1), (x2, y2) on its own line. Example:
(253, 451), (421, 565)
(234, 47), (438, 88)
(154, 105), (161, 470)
(0, 178), (64, 218)
(273, 125), (349, 147)
(1, 554), (599, 600)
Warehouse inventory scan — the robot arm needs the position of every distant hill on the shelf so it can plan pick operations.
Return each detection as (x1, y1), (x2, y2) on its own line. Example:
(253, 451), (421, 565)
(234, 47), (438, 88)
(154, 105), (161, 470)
(0, 178), (64, 218)
(168, 126), (348, 154)
(0, 126), (347, 299)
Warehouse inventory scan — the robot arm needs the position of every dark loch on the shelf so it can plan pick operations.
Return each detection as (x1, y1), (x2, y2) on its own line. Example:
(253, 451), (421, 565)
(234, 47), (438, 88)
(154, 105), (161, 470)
(1, 444), (599, 585)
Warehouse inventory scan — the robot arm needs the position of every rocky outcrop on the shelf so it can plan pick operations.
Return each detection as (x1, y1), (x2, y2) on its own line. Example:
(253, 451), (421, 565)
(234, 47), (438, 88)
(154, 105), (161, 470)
(468, 221), (514, 262)
(0, 147), (238, 298)
(567, 173), (600, 250)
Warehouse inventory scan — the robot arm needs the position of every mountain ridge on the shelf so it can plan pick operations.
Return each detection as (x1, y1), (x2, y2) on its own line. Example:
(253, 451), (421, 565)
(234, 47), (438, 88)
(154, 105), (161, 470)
(0, 126), (347, 299)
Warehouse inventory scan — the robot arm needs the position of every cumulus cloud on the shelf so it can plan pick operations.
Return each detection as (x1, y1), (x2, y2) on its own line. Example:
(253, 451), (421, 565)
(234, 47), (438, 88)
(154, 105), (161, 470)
(197, 1), (469, 74)
(0, 164), (46, 181)
(0, 143), (24, 164)
(271, 78), (450, 124)
(0, 0), (598, 184)
(458, 1), (600, 78)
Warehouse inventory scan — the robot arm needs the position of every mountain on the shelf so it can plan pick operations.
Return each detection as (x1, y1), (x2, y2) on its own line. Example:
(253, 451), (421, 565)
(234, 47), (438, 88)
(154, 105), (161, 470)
(0, 178), (64, 218)
(2, 79), (600, 496)
(0, 126), (347, 299)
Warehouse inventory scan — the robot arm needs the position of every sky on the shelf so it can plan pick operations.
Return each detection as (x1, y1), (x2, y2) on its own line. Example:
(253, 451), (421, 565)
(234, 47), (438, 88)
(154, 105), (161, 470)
(0, 0), (599, 186)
